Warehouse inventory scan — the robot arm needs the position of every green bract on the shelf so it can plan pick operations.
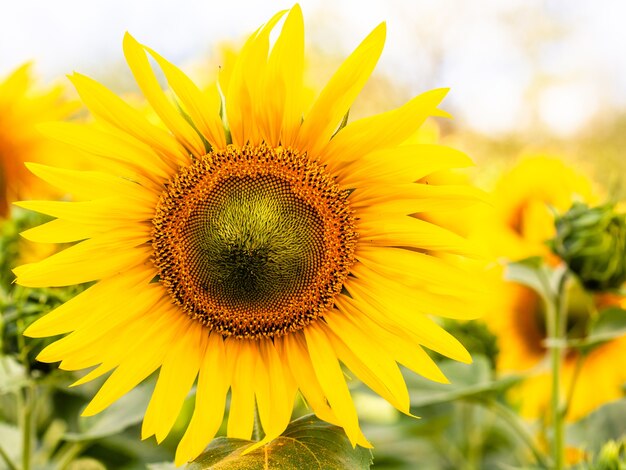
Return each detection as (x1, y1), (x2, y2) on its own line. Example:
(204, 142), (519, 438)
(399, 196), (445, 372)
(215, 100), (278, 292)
(550, 202), (626, 291)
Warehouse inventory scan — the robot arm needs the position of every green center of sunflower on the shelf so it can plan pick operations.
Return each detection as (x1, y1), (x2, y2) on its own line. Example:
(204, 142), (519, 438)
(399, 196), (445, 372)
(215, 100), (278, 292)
(185, 174), (325, 309)
(152, 144), (357, 339)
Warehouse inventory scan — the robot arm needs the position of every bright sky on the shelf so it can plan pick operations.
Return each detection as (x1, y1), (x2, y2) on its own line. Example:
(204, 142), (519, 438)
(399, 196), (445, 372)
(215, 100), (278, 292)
(1, 0), (624, 136)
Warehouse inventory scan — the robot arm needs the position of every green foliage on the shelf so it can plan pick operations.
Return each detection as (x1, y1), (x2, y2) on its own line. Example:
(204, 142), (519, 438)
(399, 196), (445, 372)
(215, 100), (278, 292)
(187, 415), (372, 470)
(568, 307), (626, 353)
(441, 320), (499, 369)
(64, 383), (152, 442)
(505, 256), (565, 304)
(586, 440), (626, 470)
(570, 404), (626, 469)
(362, 356), (535, 469)
(407, 356), (522, 409)
(568, 400), (626, 454)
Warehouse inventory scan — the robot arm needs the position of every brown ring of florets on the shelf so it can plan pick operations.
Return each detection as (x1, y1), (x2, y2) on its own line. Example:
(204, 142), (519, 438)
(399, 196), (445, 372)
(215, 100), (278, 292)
(152, 143), (358, 339)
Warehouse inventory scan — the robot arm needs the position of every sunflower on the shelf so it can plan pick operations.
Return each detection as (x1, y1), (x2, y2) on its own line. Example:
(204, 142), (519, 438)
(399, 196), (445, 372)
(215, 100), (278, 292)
(15, 6), (485, 465)
(0, 63), (77, 218)
(491, 279), (626, 421)
(481, 156), (626, 421)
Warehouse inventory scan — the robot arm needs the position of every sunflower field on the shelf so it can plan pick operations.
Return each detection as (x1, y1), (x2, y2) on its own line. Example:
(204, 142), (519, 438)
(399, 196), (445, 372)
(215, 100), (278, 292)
(1, 1), (625, 469)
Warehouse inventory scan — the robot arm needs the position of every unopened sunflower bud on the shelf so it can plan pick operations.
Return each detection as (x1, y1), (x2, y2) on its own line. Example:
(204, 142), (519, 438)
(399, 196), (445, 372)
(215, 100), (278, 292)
(550, 202), (626, 291)
(591, 440), (626, 470)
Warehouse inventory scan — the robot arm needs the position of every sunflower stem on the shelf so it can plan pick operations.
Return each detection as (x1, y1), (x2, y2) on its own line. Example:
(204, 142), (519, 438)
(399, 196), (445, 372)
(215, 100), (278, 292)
(563, 351), (586, 418)
(547, 269), (569, 470)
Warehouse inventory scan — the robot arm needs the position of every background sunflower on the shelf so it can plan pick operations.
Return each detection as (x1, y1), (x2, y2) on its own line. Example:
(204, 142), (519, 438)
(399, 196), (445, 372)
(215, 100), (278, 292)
(0, 64), (78, 217)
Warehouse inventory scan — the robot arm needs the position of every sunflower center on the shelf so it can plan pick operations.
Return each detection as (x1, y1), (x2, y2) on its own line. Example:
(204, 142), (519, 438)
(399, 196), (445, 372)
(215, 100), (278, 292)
(152, 144), (357, 339)
(185, 174), (325, 309)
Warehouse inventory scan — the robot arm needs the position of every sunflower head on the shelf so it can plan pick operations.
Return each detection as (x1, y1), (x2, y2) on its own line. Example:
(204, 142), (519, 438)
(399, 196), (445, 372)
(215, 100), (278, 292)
(478, 155), (597, 262)
(152, 143), (358, 339)
(15, 6), (485, 465)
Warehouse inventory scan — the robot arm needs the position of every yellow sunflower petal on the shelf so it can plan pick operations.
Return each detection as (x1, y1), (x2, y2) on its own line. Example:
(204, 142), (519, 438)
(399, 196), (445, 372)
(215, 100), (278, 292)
(260, 5), (304, 147)
(336, 145), (473, 187)
(324, 313), (411, 414)
(322, 88), (449, 172)
(68, 73), (189, 165)
(357, 263), (484, 320)
(144, 46), (227, 150)
(67, 299), (188, 383)
(14, 237), (151, 287)
(351, 183), (489, 215)
(335, 296), (449, 384)
(21, 219), (95, 244)
(142, 320), (204, 443)
(356, 246), (484, 295)
(226, 10), (287, 146)
(24, 162), (154, 203)
(14, 199), (154, 227)
(123, 33), (206, 157)
(22, 196), (153, 227)
(344, 278), (472, 363)
(359, 214), (481, 257)
(24, 266), (154, 338)
(36, 283), (164, 364)
(81, 302), (190, 416)
(354, 264), (482, 320)
(295, 23), (386, 157)
(38, 121), (173, 182)
(247, 339), (296, 452)
(279, 333), (342, 426)
(226, 339), (256, 439)
(175, 332), (230, 466)
(304, 324), (371, 448)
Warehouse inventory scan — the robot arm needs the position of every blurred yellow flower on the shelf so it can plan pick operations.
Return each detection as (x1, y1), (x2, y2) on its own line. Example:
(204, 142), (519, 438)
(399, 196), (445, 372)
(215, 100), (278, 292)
(475, 155), (597, 262)
(15, 6), (485, 465)
(491, 279), (626, 421)
(480, 156), (624, 421)
(0, 63), (77, 217)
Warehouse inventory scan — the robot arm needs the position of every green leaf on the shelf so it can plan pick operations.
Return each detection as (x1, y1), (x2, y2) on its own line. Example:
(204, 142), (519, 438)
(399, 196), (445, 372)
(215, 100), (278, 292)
(568, 308), (626, 351)
(505, 257), (557, 303)
(407, 356), (523, 408)
(568, 399), (626, 453)
(187, 415), (372, 470)
(587, 307), (626, 343)
(64, 383), (152, 442)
